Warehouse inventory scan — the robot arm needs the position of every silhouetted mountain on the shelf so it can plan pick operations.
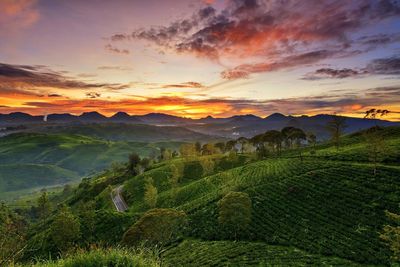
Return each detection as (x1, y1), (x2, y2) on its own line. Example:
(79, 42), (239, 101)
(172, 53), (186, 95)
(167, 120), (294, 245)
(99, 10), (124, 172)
(137, 113), (191, 124)
(47, 113), (77, 122)
(0, 112), (42, 124)
(265, 113), (289, 121)
(110, 112), (143, 123)
(0, 111), (399, 140)
(229, 114), (262, 123)
(79, 111), (107, 121)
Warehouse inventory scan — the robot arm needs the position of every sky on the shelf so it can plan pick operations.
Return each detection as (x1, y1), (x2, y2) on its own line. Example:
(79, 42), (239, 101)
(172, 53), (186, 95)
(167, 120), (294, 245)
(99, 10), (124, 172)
(0, 0), (400, 120)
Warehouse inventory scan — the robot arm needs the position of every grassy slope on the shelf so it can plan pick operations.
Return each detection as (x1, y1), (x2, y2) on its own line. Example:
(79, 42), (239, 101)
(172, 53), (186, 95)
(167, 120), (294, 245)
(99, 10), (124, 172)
(22, 248), (160, 267)
(114, 126), (400, 265)
(19, 126), (400, 266)
(0, 132), (183, 195)
(163, 240), (369, 267)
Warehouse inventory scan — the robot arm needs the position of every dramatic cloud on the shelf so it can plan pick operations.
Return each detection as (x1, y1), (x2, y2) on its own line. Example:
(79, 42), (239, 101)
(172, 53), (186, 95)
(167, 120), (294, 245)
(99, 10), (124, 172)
(113, 0), (400, 79)
(222, 50), (341, 79)
(0, 62), (129, 92)
(304, 55), (400, 80)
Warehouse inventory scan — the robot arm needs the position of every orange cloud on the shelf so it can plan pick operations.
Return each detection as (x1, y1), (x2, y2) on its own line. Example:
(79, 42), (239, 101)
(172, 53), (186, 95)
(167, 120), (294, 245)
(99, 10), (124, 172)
(0, 0), (39, 35)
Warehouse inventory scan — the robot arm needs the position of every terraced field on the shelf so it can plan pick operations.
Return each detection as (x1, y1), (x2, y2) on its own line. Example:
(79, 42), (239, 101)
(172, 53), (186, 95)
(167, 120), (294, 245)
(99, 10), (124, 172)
(163, 240), (369, 266)
(119, 156), (399, 265)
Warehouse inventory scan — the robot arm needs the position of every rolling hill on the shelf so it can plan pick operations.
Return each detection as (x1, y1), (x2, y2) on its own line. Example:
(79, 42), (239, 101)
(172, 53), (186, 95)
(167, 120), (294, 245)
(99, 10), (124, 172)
(15, 126), (400, 266)
(0, 132), (185, 196)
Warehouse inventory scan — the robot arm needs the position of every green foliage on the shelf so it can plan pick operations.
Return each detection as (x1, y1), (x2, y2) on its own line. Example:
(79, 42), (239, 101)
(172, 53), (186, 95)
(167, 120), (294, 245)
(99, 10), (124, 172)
(144, 178), (158, 209)
(122, 208), (187, 247)
(128, 153), (141, 175)
(218, 192), (252, 240)
(25, 247), (160, 267)
(380, 211), (400, 262)
(50, 205), (81, 253)
(37, 191), (51, 219)
(0, 203), (26, 266)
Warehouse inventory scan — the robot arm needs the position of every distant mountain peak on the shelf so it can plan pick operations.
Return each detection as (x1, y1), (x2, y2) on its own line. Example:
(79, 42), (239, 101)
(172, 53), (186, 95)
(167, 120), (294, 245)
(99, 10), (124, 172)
(111, 111), (130, 118)
(79, 111), (106, 120)
(266, 113), (287, 119)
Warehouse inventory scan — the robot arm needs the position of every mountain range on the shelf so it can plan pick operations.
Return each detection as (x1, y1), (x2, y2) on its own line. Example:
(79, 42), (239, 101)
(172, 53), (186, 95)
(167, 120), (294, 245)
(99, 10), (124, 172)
(1, 111), (399, 140)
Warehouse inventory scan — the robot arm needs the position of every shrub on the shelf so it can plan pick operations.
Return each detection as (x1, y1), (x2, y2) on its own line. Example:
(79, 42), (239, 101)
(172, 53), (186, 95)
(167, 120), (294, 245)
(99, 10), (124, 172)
(122, 209), (187, 247)
(218, 192), (252, 240)
(27, 247), (160, 267)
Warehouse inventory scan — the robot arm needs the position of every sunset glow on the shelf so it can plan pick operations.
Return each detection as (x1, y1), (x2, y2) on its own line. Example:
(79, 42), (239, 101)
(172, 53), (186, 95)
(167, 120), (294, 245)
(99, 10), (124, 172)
(1, 0), (400, 120)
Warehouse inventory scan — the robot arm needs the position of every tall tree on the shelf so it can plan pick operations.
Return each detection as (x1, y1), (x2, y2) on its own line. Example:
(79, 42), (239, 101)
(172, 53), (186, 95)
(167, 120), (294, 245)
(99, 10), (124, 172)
(281, 126), (296, 148)
(37, 191), (51, 220)
(50, 205), (80, 253)
(326, 114), (347, 151)
(263, 130), (284, 155)
(225, 140), (237, 153)
(144, 177), (158, 209)
(307, 133), (317, 155)
(290, 128), (306, 161)
(365, 127), (388, 176)
(214, 142), (226, 154)
(128, 153), (141, 175)
(237, 137), (248, 153)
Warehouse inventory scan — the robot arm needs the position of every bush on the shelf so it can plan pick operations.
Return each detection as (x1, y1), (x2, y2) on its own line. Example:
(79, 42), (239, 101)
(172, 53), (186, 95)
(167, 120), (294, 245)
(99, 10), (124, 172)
(122, 209), (187, 247)
(218, 192), (252, 240)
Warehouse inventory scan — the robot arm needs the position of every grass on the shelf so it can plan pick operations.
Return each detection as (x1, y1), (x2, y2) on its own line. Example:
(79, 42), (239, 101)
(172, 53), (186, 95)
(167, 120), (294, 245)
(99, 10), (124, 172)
(23, 247), (160, 267)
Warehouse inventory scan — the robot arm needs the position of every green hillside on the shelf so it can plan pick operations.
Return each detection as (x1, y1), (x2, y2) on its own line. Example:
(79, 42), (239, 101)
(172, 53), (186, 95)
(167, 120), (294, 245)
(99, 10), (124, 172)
(0, 132), (184, 196)
(2, 126), (400, 266)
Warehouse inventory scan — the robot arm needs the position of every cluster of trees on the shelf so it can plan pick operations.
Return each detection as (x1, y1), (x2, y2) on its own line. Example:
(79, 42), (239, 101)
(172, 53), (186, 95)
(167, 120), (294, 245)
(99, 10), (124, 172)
(127, 153), (151, 175)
